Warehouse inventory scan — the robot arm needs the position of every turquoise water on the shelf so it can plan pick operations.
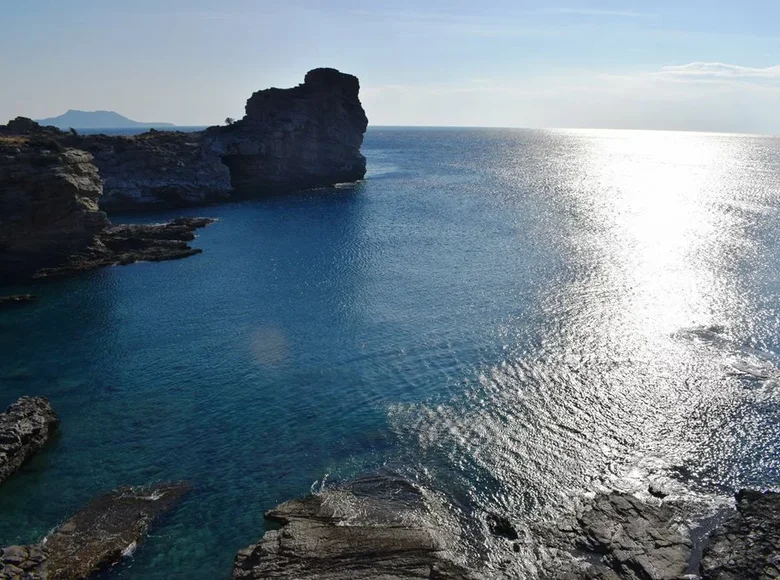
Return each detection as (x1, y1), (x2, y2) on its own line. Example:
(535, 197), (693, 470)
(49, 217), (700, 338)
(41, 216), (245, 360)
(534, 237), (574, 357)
(1, 128), (780, 578)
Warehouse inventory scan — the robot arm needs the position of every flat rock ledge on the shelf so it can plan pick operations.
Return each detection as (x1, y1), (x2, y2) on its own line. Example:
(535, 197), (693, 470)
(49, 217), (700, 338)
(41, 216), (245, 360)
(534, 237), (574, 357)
(0, 397), (58, 486)
(233, 473), (477, 580)
(0, 482), (190, 580)
(32, 217), (215, 279)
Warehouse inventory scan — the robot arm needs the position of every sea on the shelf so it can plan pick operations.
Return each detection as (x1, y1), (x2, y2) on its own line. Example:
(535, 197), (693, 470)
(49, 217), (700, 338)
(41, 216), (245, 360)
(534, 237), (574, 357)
(1, 127), (779, 578)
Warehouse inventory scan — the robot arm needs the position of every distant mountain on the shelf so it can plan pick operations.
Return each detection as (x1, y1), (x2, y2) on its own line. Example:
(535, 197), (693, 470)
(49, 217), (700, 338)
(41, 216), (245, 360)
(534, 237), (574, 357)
(36, 110), (175, 130)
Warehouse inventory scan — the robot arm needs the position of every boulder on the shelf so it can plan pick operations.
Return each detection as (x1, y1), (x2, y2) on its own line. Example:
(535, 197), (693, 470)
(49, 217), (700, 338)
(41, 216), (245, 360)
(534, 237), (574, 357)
(233, 473), (475, 580)
(0, 397), (59, 486)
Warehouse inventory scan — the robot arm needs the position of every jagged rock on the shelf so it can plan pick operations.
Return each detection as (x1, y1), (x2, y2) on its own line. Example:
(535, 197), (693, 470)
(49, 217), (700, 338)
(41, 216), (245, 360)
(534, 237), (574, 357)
(0, 294), (37, 308)
(233, 473), (476, 579)
(0, 130), (215, 281)
(0, 138), (109, 279)
(572, 493), (693, 580)
(69, 131), (232, 211)
(31, 217), (216, 279)
(700, 490), (780, 580)
(0, 397), (59, 486)
(1, 68), (367, 212)
(206, 67), (368, 196)
(0, 482), (190, 580)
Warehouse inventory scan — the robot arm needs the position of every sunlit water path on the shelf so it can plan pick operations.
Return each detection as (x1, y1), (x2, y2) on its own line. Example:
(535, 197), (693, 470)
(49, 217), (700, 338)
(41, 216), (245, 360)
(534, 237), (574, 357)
(1, 128), (779, 578)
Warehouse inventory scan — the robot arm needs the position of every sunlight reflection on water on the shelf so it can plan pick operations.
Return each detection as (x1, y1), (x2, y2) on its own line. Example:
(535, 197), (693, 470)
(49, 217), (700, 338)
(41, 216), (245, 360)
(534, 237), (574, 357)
(1, 129), (779, 578)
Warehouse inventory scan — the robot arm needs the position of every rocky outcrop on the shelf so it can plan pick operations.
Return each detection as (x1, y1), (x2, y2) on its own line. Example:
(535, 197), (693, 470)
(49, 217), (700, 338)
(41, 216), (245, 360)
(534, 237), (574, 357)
(0, 134), (215, 283)
(700, 490), (780, 580)
(71, 131), (231, 212)
(0, 137), (109, 279)
(568, 492), (693, 580)
(0, 482), (190, 580)
(1, 68), (368, 212)
(233, 473), (475, 580)
(206, 67), (368, 196)
(32, 216), (215, 279)
(0, 397), (59, 486)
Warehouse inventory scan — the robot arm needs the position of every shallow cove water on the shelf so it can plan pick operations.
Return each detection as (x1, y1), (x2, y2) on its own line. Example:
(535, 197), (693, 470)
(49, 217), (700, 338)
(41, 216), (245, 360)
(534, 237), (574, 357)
(1, 128), (780, 578)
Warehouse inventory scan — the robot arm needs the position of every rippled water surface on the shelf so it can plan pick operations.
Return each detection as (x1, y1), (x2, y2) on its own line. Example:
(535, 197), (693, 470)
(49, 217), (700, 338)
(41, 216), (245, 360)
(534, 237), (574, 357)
(2, 128), (780, 578)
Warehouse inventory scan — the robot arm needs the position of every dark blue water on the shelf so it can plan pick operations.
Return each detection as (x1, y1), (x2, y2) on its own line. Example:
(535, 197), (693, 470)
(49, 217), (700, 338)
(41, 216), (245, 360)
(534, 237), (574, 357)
(1, 128), (780, 578)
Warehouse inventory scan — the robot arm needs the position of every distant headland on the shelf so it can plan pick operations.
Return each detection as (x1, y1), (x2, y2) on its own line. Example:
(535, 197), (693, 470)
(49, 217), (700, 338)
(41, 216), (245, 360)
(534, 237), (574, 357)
(35, 109), (175, 130)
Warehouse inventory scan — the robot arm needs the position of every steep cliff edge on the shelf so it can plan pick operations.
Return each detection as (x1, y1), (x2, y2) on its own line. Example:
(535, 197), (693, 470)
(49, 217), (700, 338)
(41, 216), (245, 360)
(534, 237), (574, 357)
(205, 67), (368, 196)
(0, 135), (214, 283)
(0, 68), (368, 211)
(73, 131), (232, 211)
(0, 136), (109, 278)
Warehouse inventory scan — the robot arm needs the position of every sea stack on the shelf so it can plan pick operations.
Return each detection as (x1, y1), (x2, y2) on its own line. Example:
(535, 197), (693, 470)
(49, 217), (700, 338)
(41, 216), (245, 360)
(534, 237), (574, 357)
(205, 67), (369, 195)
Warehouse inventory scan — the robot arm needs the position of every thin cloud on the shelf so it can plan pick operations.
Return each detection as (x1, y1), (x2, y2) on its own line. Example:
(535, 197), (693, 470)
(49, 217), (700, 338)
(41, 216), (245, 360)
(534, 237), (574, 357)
(548, 8), (653, 18)
(660, 62), (780, 79)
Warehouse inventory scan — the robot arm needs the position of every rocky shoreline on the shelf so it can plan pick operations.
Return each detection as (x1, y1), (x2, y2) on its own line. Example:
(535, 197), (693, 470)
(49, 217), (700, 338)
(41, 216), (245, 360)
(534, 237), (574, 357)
(1, 68), (368, 213)
(0, 68), (367, 285)
(229, 476), (779, 580)
(0, 482), (190, 580)
(0, 397), (59, 486)
(0, 394), (777, 580)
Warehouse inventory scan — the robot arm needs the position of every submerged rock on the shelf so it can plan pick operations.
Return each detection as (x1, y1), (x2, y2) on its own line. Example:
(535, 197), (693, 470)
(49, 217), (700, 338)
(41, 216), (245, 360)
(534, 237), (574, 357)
(700, 490), (780, 580)
(233, 473), (476, 579)
(0, 482), (190, 580)
(0, 397), (58, 486)
(486, 513), (519, 541)
(0, 294), (38, 309)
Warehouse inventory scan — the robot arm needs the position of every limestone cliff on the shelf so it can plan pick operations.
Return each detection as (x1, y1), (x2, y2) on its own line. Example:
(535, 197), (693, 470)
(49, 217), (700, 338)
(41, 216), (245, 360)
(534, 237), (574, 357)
(0, 136), (109, 278)
(73, 131), (232, 211)
(0, 68), (368, 212)
(205, 67), (368, 195)
(0, 135), (214, 283)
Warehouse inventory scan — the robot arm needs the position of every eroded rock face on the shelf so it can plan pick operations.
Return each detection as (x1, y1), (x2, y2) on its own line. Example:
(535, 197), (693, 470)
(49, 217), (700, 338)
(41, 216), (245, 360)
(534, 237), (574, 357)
(0, 397), (59, 486)
(572, 492), (693, 580)
(0, 138), (109, 279)
(207, 68), (368, 196)
(0, 482), (190, 580)
(700, 490), (780, 580)
(233, 473), (475, 580)
(1, 68), (367, 212)
(71, 132), (232, 212)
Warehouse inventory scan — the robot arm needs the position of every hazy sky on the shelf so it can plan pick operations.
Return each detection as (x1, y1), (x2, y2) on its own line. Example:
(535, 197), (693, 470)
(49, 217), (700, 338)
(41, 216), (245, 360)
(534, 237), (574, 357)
(3, 1), (780, 133)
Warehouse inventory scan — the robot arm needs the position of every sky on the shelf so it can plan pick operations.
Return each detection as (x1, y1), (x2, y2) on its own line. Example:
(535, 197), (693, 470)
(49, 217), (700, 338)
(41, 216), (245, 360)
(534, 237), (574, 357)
(3, 0), (780, 133)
